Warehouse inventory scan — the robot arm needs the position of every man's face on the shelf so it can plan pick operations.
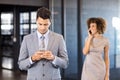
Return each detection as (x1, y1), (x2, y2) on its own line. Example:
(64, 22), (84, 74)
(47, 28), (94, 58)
(36, 17), (51, 34)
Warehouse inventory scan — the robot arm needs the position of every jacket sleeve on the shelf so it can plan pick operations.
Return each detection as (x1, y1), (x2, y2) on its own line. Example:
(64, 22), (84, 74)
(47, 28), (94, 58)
(18, 36), (32, 70)
(52, 35), (69, 69)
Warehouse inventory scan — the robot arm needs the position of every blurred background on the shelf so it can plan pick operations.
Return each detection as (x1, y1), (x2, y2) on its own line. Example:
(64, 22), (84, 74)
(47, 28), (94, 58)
(0, 0), (119, 80)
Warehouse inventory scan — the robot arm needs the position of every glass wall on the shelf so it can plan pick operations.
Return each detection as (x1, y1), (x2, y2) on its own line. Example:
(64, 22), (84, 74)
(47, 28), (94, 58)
(80, 0), (120, 79)
(1, 13), (13, 35)
(49, 0), (120, 79)
(0, 12), (14, 69)
(20, 12), (29, 35)
(49, 0), (80, 79)
(31, 12), (37, 33)
(0, 6), (38, 70)
(19, 11), (37, 43)
(112, 17), (120, 68)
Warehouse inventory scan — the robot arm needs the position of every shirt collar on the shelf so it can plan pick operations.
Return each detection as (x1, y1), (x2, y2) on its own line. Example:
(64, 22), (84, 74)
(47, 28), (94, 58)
(37, 30), (49, 39)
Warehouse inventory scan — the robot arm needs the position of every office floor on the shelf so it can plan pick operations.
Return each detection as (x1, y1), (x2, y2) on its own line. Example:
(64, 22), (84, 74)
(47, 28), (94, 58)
(0, 69), (75, 80)
(0, 69), (27, 80)
(0, 69), (119, 80)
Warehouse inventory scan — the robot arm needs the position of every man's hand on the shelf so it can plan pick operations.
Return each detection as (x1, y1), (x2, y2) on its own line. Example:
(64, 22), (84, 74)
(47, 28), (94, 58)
(43, 51), (55, 61)
(31, 51), (44, 62)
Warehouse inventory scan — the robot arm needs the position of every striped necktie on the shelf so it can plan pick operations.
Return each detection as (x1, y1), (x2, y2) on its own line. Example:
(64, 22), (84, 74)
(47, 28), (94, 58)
(40, 35), (45, 51)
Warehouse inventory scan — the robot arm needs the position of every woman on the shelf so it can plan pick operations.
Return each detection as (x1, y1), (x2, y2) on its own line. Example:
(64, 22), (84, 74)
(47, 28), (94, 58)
(81, 17), (110, 80)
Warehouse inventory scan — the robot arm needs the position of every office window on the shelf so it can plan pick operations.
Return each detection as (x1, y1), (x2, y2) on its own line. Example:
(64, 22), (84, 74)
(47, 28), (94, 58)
(116, 28), (120, 68)
(20, 12), (29, 35)
(20, 11), (37, 35)
(2, 57), (13, 69)
(20, 24), (29, 35)
(0, 12), (14, 69)
(31, 11), (36, 23)
(1, 13), (13, 35)
(20, 12), (29, 23)
(112, 17), (120, 68)
(31, 11), (37, 33)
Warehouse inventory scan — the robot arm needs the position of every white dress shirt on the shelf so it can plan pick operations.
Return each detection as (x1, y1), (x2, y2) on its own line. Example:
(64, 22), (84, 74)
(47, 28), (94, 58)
(37, 30), (49, 50)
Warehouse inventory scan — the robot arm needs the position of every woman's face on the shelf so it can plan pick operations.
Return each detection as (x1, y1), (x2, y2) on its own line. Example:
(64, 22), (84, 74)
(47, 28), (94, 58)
(89, 23), (98, 35)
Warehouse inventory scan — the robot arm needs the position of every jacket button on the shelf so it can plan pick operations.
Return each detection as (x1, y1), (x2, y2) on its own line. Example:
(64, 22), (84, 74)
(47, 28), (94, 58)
(43, 74), (45, 76)
(43, 63), (45, 66)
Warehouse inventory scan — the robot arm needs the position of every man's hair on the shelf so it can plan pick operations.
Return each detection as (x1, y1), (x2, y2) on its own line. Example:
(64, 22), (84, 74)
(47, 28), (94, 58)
(36, 7), (51, 20)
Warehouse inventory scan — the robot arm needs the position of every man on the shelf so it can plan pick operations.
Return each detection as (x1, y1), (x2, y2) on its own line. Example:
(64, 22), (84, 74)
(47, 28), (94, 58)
(18, 7), (69, 80)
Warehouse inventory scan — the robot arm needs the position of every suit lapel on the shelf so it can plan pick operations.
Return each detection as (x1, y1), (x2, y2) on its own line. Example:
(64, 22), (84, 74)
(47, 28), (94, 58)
(47, 31), (55, 50)
(32, 32), (39, 51)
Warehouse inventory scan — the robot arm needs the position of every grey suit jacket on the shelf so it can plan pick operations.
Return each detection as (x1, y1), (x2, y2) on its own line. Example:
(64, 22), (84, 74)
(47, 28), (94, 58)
(18, 31), (69, 80)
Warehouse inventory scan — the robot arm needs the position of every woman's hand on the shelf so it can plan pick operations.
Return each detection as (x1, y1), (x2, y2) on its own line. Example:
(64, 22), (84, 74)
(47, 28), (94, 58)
(88, 29), (93, 38)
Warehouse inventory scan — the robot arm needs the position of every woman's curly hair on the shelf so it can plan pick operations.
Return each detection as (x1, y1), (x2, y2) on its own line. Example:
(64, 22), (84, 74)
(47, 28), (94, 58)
(87, 17), (107, 34)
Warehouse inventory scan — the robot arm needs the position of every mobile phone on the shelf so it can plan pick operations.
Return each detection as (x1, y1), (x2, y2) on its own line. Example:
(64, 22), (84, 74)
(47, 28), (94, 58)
(89, 30), (92, 34)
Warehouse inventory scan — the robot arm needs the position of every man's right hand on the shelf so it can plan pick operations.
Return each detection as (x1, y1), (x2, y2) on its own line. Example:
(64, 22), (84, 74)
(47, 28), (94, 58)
(31, 51), (44, 62)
